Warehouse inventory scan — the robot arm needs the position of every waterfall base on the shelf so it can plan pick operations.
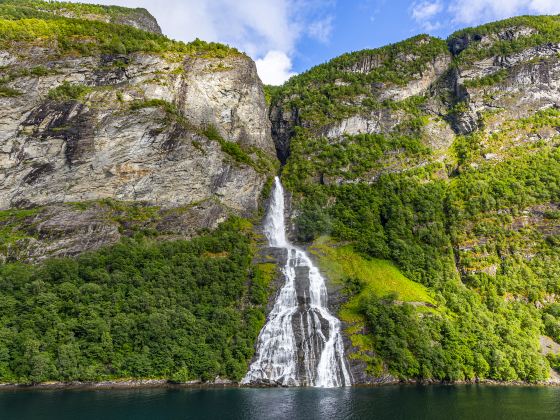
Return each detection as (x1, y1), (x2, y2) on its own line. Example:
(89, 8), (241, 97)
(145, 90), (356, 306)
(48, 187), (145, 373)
(242, 177), (351, 388)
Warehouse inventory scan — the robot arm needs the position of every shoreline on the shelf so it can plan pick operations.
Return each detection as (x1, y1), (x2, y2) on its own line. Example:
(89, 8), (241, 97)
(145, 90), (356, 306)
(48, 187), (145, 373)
(1, 378), (558, 392)
(0, 378), (238, 391)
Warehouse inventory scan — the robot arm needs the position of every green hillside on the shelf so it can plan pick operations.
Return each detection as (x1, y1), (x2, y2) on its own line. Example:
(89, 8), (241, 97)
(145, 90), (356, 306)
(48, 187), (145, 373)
(273, 16), (560, 382)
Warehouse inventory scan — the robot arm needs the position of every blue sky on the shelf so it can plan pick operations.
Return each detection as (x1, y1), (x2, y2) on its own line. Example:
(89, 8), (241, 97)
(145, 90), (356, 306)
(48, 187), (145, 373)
(67, 0), (560, 84)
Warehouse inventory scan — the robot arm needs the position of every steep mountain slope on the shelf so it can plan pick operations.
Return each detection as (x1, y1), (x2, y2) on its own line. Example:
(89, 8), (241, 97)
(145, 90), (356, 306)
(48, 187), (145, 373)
(0, 1), (278, 385)
(270, 16), (560, 383)
(0, 1), (276, 262)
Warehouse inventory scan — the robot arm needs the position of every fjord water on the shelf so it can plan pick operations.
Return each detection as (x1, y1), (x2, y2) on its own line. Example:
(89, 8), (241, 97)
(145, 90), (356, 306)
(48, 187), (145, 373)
(242, 177), (350, 387)
(1, 386), (559, 420)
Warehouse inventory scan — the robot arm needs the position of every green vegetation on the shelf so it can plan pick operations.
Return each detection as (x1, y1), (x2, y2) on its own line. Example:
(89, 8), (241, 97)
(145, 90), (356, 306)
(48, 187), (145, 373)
(464, 69), (509, 88)
(0, 84), (20, 97)
(129, 98), (178, 114)
(359, 294), (548, 381)
(450, 15), (560, 64)
(0, 218), (270, 384)
(0, 1), (240, 58)
(309, 238), (551, 381)
(0, 0), (147, 19)
(310, 237), (434, 306)
(543, 304), (560, 342)
(272, 15), (560, 382)
(286, 129), (430, 182)
(0, 208), (41, 253)
(48, 81), (91, 101)
(548, 354), (560, 372)
(263, 85), (281, 106)
(271, 35), (448, 127)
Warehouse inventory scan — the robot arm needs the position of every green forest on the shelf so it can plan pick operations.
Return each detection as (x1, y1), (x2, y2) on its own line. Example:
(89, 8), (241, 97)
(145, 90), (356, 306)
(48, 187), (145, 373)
(0, 219), (272, 384)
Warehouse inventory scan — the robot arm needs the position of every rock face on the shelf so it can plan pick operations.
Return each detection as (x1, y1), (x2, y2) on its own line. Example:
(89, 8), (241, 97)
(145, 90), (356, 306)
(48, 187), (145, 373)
(108, 8), (162, 34)
(1, 52), (273, 212)
(0, 3), (276, 260)
(269, 105), (299, 164)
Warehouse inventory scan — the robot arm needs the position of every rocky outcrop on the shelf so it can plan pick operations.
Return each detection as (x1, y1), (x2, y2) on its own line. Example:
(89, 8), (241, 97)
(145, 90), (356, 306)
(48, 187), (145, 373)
(323, 110), (406, 139)
(450, 45), (560, 133)
(0, 52), (274, 211)
(377, 54), (451, 102)
(269, 105), (299, 164)
(0, 199), (233, 263)
(0, 6), (276, 260)
(269, 39), (453, 169)
(110, 8), (162, 34)
(448, 26), (538, 56)
(179, 57), (274, 155)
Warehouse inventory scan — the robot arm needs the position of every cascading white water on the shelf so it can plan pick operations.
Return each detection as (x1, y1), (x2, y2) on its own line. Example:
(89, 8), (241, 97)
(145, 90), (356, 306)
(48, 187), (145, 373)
(242, 177), (351, 387)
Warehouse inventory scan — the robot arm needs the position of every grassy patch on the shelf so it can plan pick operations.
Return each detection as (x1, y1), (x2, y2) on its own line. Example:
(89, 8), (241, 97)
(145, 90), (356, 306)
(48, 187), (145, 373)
(129, 98), (177, 114)
(0, 84), (21, 97)
(309, 237), (436, 375)
(0, 207), (41, 250)
(310, 237), (435, 308)
(48, 82), (91, 101)
(464, 69), (509, 88)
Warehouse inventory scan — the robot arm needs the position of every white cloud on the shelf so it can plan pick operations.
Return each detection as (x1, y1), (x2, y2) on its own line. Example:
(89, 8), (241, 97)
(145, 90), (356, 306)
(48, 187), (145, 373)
(411, 0), (560, 33)
(411, 1), (443, 21)
(307, 16), (334, 43)
(255, 51), (297, 85)
(529, 0), (560, 13)
(448, 0), (560, 25)
(410, 1), (445, 31)
(65, 0), (333, 85)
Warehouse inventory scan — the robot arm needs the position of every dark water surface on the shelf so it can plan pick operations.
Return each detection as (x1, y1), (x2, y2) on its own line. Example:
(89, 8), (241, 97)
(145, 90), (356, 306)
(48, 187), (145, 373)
(0, 385), (558, 420)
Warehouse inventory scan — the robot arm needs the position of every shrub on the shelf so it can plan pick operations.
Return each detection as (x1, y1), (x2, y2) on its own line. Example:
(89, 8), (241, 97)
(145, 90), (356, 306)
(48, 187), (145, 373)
(47, 81), (91, 101)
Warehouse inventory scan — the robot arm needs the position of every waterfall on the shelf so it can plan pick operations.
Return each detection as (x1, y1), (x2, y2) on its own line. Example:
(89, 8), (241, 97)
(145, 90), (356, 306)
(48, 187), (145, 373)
(242, 177), (351, 387)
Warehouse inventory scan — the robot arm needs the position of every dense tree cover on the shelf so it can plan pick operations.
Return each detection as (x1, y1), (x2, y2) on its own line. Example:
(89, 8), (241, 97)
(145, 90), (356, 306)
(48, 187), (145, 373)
(285, 125), (430, 184)
(284, 142), (560, 381)
(0, 1), (240, 58)
(449, 15), (560, 64)
(360, 295), (548, 381)
(0, 219), (272, 384)
(0, 0), (144, 19)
